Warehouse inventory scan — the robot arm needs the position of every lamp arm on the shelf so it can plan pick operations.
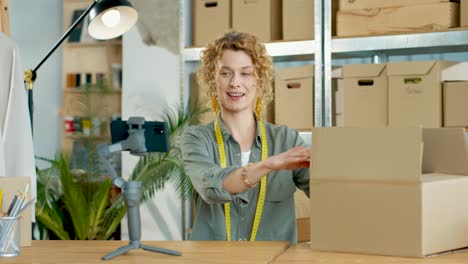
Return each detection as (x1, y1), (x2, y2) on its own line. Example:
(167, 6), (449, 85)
(31, 0), (98, 76)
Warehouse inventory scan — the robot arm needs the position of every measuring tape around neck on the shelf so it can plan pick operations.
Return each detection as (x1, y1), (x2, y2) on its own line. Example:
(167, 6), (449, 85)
(214, 116), (268, 241)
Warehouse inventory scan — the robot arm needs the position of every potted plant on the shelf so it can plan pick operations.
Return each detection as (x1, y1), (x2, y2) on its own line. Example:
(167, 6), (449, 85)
(35, 103), (209, 240)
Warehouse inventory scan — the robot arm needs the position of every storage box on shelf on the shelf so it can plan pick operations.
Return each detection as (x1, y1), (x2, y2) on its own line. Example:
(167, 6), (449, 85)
(444, 82), (468, 128)
(274, 65), (314, 130)
(387, 61), (468, 128)
(462, 0), (468, 26)
(232, 0), (281, 42)
(193, 0), (231, 47)
(340, 63), (388, 127)
(310, 127), (468, 257)
(336, 1), (460, 37)
(283, 0), (338, 41)
(338, 0), (448, 11)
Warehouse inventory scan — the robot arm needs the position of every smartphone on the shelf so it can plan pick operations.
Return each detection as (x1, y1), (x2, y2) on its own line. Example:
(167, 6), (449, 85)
(110, 120), (170, 153)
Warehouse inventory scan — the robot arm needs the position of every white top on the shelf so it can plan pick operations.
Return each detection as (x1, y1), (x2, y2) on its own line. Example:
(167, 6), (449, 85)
(0, 33), (36, 219)
(241, 150), (251, 166)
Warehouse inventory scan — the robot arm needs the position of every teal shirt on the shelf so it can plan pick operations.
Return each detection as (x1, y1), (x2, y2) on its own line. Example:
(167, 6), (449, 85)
(181, 116), (310, 244)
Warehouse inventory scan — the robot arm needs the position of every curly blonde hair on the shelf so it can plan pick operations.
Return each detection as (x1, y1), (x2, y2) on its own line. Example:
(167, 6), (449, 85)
(197, 31), (273, 112)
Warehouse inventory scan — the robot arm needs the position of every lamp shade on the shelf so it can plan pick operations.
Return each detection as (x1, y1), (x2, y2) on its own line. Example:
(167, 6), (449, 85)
(88, 0), (138, 40)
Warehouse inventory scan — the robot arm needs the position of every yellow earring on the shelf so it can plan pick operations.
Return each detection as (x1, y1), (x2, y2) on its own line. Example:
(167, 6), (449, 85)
(211, 97), (219, 115)
(255, 97), (262, 120)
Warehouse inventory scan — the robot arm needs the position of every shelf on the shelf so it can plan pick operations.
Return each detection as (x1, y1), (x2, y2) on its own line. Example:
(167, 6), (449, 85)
(184, 40), (315, 62)
(63, 89), (122, 94)
(332, 29), (468, 58)
(184, 29), (468, 61)
(64, 40), (122, 48)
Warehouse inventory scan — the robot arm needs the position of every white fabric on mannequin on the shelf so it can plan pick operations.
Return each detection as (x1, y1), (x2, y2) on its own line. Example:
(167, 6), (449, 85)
(0, 32), (36, 219)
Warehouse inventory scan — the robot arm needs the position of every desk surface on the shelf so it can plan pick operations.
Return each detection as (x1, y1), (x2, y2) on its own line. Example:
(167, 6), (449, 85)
(0, 240), (289, 264)
(271, 243), (468, 264)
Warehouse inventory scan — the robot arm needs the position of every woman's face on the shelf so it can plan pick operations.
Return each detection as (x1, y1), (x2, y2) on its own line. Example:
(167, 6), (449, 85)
(215, 49), (258, 116)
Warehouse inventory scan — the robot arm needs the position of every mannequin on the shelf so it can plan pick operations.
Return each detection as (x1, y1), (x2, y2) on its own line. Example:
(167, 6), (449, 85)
(0, 32), (36, 215)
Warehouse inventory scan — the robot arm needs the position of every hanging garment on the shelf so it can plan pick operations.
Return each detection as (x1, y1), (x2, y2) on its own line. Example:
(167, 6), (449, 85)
(0, 32), (36, 216)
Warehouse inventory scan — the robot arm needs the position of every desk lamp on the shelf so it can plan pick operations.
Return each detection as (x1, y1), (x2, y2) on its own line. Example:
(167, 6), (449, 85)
(97, 117), (182, 260)
(23, 0), (138, 130)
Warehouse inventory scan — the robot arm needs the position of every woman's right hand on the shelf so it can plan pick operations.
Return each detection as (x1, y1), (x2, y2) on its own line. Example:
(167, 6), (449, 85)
(261, 146), (311, 171)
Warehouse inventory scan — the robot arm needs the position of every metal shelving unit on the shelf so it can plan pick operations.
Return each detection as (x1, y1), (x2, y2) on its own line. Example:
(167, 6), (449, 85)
(183, 0), (468, 127)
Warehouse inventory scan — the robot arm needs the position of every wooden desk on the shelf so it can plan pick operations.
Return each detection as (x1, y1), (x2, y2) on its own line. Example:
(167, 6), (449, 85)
(271, 243), (468, 264)
(0, 240), (289, 264)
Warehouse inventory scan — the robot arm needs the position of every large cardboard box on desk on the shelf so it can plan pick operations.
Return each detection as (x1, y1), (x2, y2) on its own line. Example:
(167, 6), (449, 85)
(444, 82), (468, 128)
(232, 0), (281, 42)
(0, 176), (32, 247)
(336, 2), (459, 37)
(275, 65), (313, 130)
(309, 127), (468, 257)
(388, 61), (468, 128)
(193, 0), (231, 46)
(341, 63), (387, 127)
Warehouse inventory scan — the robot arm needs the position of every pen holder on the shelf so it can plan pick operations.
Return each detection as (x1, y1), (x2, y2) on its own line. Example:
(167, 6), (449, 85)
(0, 216), (21, 257)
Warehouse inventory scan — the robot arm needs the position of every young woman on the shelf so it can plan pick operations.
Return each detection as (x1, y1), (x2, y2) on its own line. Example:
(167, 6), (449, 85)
(181, 31), (311, 244)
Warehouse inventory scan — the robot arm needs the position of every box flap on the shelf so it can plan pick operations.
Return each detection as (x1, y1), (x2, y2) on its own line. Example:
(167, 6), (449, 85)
(311, 127), (422, 182)
(441, 62), (468, 81)
(422, 128), (468, 175)
(342, 64), (386, 78)
(276, 65), (313, 80)
(387, 61), (437, 76)
(342, 64), (387, 78)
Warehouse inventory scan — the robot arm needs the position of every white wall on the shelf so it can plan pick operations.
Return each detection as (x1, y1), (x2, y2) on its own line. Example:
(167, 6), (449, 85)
(9, 0), (62, 168)
(122, 26), (182, 240)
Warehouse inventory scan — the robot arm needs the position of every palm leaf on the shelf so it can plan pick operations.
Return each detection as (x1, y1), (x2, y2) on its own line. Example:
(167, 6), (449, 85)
(57, 153), (90, 239)
(35, 203), (70, 240)
(101, 199), (127, 240)
(88, 179), (112, 239)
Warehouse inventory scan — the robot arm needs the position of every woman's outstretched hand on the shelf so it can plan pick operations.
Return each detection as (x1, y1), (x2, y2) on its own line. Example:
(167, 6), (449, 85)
(262, 146), (311, 171)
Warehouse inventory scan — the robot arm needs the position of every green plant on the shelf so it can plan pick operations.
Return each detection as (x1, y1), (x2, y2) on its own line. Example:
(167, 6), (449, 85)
(35, 103), (209, 240)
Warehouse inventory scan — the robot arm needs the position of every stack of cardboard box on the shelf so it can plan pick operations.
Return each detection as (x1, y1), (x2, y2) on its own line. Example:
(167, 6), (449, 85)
(192, 0), (338, 46)
(335, 61), (468, 129)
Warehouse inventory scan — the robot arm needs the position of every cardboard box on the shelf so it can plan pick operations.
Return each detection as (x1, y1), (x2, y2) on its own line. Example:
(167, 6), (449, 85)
(190, 74), (275, 124)
(275, 65), (313, 130)
(294, 190), (310, 242)
(338, 0), (449, 11)
(332, 80), (344, 127)
(341, 63), (388, 127)
(283, 0), (338, 40)
(310, 127), (468, 257)
(0, 176), (32, 247)
(336, 2), (459, 37)
(232, 0), (281, 42)
(462, 0), (468, 27)
(190, 73), (215, 125)
(444, 82), (468, 128)
(387, 61), (460, 128)
(193, 0), (231, 47)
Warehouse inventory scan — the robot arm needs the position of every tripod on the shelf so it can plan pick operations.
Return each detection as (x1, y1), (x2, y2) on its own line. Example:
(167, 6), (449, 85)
(98, 117), (182, 260)
(102, 181), (181, 260)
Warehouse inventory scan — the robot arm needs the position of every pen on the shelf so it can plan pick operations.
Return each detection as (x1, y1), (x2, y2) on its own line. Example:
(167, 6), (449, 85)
(6, 193), (18, 216)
